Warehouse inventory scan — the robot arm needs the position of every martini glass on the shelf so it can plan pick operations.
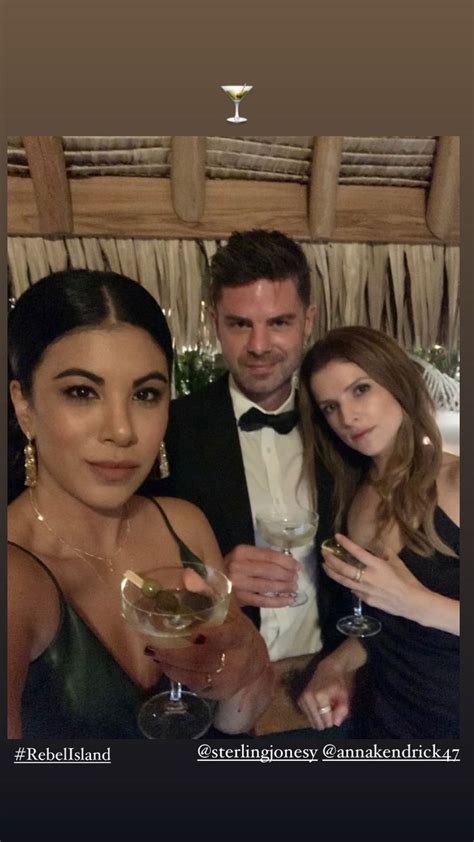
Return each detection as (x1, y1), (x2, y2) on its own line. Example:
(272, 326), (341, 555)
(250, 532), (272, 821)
(321, 538), (381, 637)
(121, 565), (232, 739)
(221, 85), (253, 123)
(255, 508), (319, 606)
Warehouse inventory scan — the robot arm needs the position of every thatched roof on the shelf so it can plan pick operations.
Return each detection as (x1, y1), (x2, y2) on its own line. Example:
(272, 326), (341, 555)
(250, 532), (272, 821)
(8, 135), (437, 187)
(7, 135), (459, 243)
(7, 136), (460, 354)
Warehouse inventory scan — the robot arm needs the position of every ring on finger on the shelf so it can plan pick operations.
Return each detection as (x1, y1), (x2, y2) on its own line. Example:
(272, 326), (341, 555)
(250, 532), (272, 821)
(354, 566), (363, 583)
(318, 704), (332, 715)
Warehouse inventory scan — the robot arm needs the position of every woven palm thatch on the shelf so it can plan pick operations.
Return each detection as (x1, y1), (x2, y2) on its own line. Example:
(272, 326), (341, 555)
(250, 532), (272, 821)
(7, 135), (436, 188)
(7, 135), (459, 360)
(8, 236), (459, 354)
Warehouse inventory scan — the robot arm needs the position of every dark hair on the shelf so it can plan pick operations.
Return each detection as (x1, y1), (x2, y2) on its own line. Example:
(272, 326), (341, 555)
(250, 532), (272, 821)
(210, 229), (311, 307)
(8, 269), (173, 501)
(299, 326), (454, 557)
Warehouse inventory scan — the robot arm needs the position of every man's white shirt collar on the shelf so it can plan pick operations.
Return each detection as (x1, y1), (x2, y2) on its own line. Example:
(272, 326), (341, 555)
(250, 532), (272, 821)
(228, 373), (297, 420)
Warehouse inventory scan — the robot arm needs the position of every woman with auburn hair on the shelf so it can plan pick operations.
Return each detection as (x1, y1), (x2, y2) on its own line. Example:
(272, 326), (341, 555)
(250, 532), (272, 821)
(297, 326), (459, 738)
(8, 269), (273, 739)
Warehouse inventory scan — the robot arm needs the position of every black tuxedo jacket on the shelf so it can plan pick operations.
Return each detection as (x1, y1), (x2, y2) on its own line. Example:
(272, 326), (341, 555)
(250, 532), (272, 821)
(151, 374), (347, 653)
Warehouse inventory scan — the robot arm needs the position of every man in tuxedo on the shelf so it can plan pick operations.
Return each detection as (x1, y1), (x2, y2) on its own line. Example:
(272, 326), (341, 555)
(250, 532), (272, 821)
(163, 230), (343, 661)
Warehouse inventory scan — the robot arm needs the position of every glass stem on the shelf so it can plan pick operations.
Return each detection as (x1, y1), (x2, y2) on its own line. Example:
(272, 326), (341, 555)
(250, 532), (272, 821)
(234, 100), (240, 119)
(170, 680), (182, 702)
(353, 596), (363, 618)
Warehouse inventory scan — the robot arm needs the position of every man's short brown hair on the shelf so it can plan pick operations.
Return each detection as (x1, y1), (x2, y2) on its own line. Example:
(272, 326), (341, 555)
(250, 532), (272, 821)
(210, 229), (311, 307)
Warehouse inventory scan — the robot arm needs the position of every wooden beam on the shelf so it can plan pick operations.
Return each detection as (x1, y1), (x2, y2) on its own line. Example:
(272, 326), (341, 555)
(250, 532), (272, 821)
(8, 177), (309, 239)
(170, 136), (206, 223)
(21, 136), (73, 235)
(309, 136), (343, 239)
(334, 184), (450, 243)
(7, 176), (459, 245)
(426, 136), (460, 240)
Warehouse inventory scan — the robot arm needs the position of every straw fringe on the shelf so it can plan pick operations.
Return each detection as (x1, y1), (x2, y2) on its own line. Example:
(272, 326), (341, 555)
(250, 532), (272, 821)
(7, 237), (459, 354)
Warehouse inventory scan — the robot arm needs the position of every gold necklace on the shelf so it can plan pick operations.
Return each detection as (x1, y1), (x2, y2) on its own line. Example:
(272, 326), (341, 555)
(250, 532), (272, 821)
(28, 488), (130, 574)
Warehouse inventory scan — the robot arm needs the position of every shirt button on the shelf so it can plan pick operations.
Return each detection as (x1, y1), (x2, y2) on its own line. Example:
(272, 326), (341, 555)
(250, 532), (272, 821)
(266, 447), (272, 454)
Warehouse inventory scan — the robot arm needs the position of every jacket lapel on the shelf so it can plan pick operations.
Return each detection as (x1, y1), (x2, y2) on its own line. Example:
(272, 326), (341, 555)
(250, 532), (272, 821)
(198, 376), (255, 552)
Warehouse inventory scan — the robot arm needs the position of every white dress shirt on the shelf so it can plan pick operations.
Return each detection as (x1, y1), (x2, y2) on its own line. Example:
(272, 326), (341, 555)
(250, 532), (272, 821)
(229, 375), (322, 660)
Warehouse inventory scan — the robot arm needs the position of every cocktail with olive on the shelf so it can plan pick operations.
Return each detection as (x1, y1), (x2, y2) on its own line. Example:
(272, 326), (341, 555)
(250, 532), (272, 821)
(121, 566), (232, 737)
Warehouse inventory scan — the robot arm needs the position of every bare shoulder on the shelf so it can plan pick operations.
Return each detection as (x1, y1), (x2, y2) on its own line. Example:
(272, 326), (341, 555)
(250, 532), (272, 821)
(154, 496), (209, 523)
(8, 496), (60, 615)
(8, 544), (61, 659)
(436, 453), (459, 526)
(438, 452), (459, 491)
(151, 497), (222, 567)
(131, 494), (208, 528)
(8, 544), (62, 735)
(8, 543), (58, 607)
(152, 496), (216, 537)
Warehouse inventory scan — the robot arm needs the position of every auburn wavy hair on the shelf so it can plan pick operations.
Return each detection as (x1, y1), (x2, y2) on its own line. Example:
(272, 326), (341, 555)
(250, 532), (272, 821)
(299, 326), (455, 558)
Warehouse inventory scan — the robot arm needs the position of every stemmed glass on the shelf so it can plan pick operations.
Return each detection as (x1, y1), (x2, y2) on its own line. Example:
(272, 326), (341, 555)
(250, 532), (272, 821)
(255, 508), (319, 606)
(121, 565), (232, 739)
(321, 538), (381, 637)
(221, 85), (253, 123)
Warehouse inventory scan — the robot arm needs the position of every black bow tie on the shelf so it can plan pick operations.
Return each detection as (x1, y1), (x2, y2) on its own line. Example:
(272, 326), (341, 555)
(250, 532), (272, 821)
(238, 407), (300, 434)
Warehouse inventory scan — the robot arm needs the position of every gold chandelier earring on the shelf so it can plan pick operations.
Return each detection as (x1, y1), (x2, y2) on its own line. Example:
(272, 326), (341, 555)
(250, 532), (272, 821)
(158, 441), (170, 478)
(24, 433), (37, 488)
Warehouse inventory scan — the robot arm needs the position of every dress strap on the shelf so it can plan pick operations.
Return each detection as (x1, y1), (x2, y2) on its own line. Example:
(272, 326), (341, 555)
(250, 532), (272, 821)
(147, 498), (206, 574)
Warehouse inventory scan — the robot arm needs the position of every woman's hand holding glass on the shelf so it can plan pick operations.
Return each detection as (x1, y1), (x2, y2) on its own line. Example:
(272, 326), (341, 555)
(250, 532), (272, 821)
(122, 565), (232, 738)
(321, 536), (381, 637)
(145, 596), (271, 700)
(123, 560), (272, 738)
(322, 533), (429, 623)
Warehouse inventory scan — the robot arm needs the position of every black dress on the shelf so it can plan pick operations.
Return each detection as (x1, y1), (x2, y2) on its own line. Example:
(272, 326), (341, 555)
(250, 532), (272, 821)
(352, 507), (459, 739)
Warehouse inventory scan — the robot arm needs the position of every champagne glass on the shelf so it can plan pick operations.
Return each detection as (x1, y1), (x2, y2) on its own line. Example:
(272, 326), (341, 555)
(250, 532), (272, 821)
(221, 84), (253, 123)
(121, 565), (232, 739)
(321, 538), (381, 637)
(255, 508), (319, 606)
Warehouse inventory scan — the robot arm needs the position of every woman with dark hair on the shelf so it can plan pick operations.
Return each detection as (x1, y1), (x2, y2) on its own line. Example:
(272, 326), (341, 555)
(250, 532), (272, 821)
(8, 269), (273, 739)
(297, 326), (459, 738)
